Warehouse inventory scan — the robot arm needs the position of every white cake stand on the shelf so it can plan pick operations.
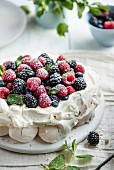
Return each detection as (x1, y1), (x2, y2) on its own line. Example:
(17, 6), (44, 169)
(0, 93), (105, 154)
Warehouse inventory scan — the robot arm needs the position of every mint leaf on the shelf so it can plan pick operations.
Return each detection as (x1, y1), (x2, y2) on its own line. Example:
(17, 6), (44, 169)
(64, 140), (74, 156)
(21, 5), (31, 15)
(48, 154), (65, 170)
(45, 64), (52, 72)
(15, 56), (23, 66)
(89, 7), (103, 16)
(97, 5), (110, 11)
(76, 154), (94, 159)
(0, 65), (4, 76)
(67, 166), (80, 170)
(72, 139), (76, 152)
(48, 85), (60, 95)
(61, 0), (73, 10)
(77, 3), (85, 18)
(57, 22), (68, 36)
(7, 94), (24, 105)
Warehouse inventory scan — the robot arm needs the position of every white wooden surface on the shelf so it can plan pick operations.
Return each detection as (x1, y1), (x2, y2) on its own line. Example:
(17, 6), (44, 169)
(0, 1), (114, 170)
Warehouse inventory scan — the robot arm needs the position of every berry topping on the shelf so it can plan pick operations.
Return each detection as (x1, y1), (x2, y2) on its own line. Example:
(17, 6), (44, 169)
(19, 68), (35, 81)
(21, 57), (31, 66)
(58, 62), (70, 73)
(57, 55), (66, 61)
(38, 53), (49, 59)
(7, 83), (13, 90)
(0, 80), (7, 87)
(17, 64), (31, 72)
(34, 85), (47, 98)
(104, 21), (114, 29)
(75, 64), (85, 74)
(75, 72), (83, 78)
(49, 94), (60, 102)
(49, 73), (62, 87)
(6, 61), (16, 71)
(23, 94), (38, 108)
(62, 71), (75, 86)
(45, 58), (54, 66)
(2, 69), (16, 82)
(51, 100), (59, 107)
(67, 60), (77, 68)
(39, 94), (52, 108)
(23, 55), (31, 60)
(73, 78), (86, 91)
(27, 77), (41, 91)
(30, 58), (43, 71)
(67, 86), (76, 95)
(36, 68), (49, 80)
(57, 84), (68, 97)
(3, 61), (11, 68)
(49, 65), (60, 75)
(38, 56), (46, 66)
(87, 131), (99, 146)
(0, 87), (10, 99)
(11, 78), (26, 94)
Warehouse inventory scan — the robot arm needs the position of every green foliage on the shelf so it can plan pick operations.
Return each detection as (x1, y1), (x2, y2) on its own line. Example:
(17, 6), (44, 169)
(57, 22), (68, 36)
(0, 65), (4, 76)
(48, 85), (60, 95)
(7, 94), (24, 105)
(21, 5), (31, 15)
(15, 56), (23, 66)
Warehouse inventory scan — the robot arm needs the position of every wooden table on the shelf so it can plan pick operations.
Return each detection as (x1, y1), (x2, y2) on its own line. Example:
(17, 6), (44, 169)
(0, 1), (114, 170)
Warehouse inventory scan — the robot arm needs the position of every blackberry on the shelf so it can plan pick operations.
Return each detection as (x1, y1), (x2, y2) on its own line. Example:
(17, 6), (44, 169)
(68, 60), (77, 68)
(50, 94), (60, 102)
(12, 78), (26, 94)
(0, 80), (7, 87)
(6, 61), (16, 70)
(19, 68), (35, 81)
(87, 131), (99, 146)
(49, 73), (61, 86)
(23, 94), (38, 108)
(73, 78), (86, 91)
(75, 72), (83, 78)
(49, 65), (60, 75)
(45, 58), (54, 66)
(25, 87), (33, 95)
(60, 96), (69, 101)
(38, 53), (49, 59)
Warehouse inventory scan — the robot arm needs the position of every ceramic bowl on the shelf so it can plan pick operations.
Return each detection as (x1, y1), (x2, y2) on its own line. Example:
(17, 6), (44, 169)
(86, 6), (114, 47)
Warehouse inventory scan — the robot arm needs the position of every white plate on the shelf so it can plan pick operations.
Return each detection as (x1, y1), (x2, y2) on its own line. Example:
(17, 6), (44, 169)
(0, 94), (104, 154)
(0, 0), (27, 48)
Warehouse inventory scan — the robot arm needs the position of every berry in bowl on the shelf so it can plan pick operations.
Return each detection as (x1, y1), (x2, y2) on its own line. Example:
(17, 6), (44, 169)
(86, 5), (114, 47)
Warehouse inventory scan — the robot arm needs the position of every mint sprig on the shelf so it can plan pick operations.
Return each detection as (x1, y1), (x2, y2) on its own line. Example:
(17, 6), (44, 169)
(48, 85), (60, 95)
(15, 56), (23, 66)
(7, 94), (24, 106)
(0, 65), (4, 76)
(21, 5), (31, 15)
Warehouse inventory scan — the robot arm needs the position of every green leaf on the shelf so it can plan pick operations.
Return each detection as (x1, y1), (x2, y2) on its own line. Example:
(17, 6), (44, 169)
(72, 139), (76, 152)
(48, 154), (65, 170)
(15, 56), (23, 66)
(0, 65), (4, 76)
(61, 0), (73, 10)
(91, 2), (102, 6)
(76, 154), (94, 159)
(97, 5), (110, 11)
(20, 5), (31, 15)
(89, 7), (103, 16)
(45, 64), (52, 72)
(48, 85), (60, 95)
(67, 166), (80, 170)
(77, 3), (85, 18)
(57, 22), (68, 36)
(7, 94), (24, 105)
(36, 7), (45, 17)
(64, 140), (74, 156)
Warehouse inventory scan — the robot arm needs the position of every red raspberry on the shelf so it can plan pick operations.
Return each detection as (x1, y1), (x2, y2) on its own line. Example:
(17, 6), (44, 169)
(67, 86), (76, 95)
(2, 69), (16, 82)
(58, 62), (70, 73)
(39, 94), (51, 108)
(62, 71), (75, 86)
(57, 55), (66, 61)
(17, 64), (31, 72)
(104, 21), (114, 29)
(0, 87), (10, 99)
(23, 55), (31, 60)
(36, 68), (49, 80)
(75, 64), (85, 74)
(38, 56), (46, 66)
(57, 85), (68, 97)
(27, 77), (41, 91)
(30, 58), (43, 71)
(34, 85), (47, 98)
(21, 58), (31, 66)
(7, 83), (13, 90)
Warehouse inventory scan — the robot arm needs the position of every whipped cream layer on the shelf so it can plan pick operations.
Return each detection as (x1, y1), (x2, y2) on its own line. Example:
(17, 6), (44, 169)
(0, 67), (101, 143)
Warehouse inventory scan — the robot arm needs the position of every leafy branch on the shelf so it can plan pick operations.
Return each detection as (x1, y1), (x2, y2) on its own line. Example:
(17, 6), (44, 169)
(42, 139), (93, 170)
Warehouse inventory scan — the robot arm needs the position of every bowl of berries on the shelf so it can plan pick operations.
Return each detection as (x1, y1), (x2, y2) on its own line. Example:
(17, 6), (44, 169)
(86, 5), (114, 47)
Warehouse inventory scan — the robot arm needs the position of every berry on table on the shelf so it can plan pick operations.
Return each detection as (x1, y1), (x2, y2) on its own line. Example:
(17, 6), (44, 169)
(87, 131), (99, 146)
(36, 68), (49, 80)
(62, 71), (75, 86)
(73, 77), (86, 91)
(57, 84), (68, 97)
(56, 55), (66, 61)
(39, 94), (52, 108)
(58, 62), (70, 73)
(34, 85), (47, 98)
(23, 94), (38, 108)
(6, 61), (17, 71)
(27, 77), (41, 91)
(75, 64), (85, 74)
(30, 58), (43, 71)
(2, 69), (16, 82)
(67, 86), (76, 95)
(17, 64), (31, 72)
(0, 87), (10, 99)
(19, 68), (35, 81)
